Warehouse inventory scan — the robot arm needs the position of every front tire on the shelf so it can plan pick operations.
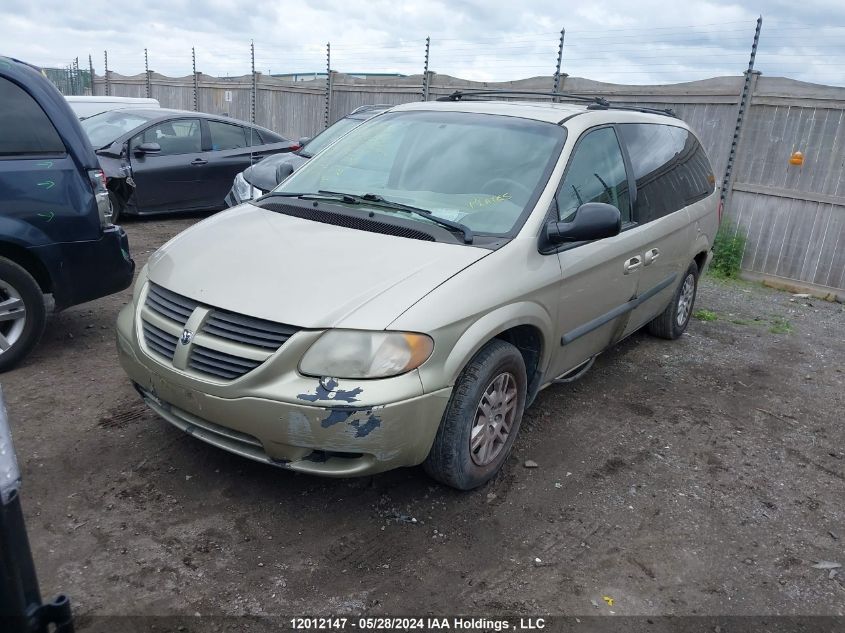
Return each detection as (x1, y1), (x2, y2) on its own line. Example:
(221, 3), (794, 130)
(424, 339), (527, 490)
(0, 257), (47, 372)
(108, 191), (124, 224)
(647, 261), (699, 340)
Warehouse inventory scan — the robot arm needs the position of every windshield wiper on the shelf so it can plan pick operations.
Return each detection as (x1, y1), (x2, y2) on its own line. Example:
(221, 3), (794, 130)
(315, 190), (474, 244)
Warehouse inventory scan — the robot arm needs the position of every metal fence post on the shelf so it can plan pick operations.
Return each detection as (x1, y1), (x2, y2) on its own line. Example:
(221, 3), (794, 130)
(103, 50), (110, 96)
(251, 41), (257, 124)
(144, 48), (151, 98)
(553, 28), (565, 100)
(192, 47), (198, 112)
(324, 42), (332, 129)
(721, 16), (762, 216)
(88, 54), (94, 95)
(422, 36), (430, 101)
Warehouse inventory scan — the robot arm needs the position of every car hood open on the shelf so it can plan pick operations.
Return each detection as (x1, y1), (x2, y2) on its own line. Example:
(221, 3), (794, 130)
(146, 203), (490, 330)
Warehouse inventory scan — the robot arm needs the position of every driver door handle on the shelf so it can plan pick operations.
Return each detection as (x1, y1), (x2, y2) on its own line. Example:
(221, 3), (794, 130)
(644, 248), (660, 266)
(190, 158), (208, 166)
(623, 255), (642, 274)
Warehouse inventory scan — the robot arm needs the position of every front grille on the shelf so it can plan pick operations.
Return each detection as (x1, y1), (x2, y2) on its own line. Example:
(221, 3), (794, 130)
(140, 282), (300, 381)
(188, 344), (262, 380)
(202, 309), (298, 350)
(142, 322), (178, 360)
(146, 283), (198, 325)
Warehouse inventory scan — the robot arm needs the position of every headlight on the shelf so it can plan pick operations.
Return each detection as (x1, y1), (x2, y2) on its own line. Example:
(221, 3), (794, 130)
(0, 386), (21, 503)
(233, 172), (259, 201)
(299, 330), (434, 379)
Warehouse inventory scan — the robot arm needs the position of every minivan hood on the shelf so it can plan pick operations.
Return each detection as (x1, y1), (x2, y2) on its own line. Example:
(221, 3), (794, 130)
(146, 203), (490, 330)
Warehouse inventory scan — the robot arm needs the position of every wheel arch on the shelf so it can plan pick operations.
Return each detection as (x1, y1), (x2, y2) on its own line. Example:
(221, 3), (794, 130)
(436, 302), (554, 396)
(0, 242), (53, 294)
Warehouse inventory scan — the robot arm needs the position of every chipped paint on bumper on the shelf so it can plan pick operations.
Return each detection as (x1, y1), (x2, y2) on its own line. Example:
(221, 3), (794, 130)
(116, 304), (452, 477)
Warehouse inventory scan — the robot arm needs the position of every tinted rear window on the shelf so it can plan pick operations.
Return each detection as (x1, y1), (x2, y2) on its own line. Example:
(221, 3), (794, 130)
(618, 123), (714, 223)
(208, 120), (248, 150)
(0, 77), (66, 156)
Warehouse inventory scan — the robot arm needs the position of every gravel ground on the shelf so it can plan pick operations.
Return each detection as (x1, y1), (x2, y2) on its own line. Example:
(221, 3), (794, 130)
(3, 215), (844, 622)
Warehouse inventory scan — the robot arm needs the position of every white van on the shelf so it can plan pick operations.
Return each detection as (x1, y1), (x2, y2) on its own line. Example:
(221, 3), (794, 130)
(65, 96), (160, 120)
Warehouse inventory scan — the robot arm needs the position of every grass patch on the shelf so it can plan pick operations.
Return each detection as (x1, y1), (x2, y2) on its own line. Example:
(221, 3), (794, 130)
(694, 309), (718, 322)
(710, 221), (747, 279)
(730, 318), (752, 326)
(768, 316), (794, 334)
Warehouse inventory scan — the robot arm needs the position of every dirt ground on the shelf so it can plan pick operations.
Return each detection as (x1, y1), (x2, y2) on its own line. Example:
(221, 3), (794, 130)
(4, 215), (844, 621)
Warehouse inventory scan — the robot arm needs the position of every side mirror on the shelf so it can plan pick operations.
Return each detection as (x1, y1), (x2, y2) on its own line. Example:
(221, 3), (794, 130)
(134, 142), (161, 156)
(546, 202), (621, 244)
(297, 137), (311, 147)
(274, 162), (294, 185)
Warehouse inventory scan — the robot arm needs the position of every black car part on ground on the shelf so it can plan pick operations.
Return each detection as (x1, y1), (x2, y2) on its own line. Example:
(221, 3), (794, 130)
(0, 388), (74, 633)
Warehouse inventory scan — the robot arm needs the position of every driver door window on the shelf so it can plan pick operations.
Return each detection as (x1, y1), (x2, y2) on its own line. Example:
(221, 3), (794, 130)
(131, 119), (201, 156)
(557, 127), (631, 224)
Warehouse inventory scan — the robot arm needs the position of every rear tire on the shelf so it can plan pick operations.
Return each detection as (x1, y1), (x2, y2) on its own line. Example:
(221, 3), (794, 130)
(0, 257), (47, 372)
(647, 261), (699, 340)
(424, 339), (527, 490)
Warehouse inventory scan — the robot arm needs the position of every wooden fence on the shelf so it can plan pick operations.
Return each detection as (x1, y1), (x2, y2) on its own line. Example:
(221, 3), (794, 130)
(92, 71), (845, 295)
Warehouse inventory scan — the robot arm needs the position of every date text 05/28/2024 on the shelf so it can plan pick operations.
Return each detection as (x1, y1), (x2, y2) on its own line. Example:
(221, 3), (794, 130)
(290, 617), (547, 631)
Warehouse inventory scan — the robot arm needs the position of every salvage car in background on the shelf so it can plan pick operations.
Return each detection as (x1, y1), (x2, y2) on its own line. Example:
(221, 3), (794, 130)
(0, 56), (134, 371)
(80, 108), (298, 221)
(116, 94), (717, 489)
(226, 104), (391, 206)
(65, 95), (160, 120)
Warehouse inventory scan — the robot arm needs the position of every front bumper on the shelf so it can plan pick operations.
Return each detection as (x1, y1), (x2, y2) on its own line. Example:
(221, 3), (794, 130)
(116, 302), (452, 477)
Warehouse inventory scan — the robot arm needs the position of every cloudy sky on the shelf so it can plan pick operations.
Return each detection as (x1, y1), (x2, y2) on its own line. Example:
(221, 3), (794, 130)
(3, 0), (844, 85)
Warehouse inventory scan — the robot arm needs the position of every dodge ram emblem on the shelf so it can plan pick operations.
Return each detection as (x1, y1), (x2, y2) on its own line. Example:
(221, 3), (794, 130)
(180, 329), (194, 345)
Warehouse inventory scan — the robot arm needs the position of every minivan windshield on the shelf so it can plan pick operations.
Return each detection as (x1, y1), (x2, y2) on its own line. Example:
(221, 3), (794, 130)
(81, 109), (161, 148)
(274, 110), (566, 236)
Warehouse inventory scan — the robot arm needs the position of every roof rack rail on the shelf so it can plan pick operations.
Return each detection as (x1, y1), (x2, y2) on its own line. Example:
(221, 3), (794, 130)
(435, 89), (676, 118)
(586, 102), (677, 118)
(436, 89), (608, 106)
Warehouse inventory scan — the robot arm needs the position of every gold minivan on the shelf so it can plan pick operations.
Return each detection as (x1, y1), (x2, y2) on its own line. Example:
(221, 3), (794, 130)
(116, 94), (718, 490)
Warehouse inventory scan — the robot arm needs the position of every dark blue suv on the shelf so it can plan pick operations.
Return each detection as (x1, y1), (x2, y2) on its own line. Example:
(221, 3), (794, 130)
(0, 56), (134, 371)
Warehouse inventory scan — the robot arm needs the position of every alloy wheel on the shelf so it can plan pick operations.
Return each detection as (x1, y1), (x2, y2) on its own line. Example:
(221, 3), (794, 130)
(676, 273), (695, 327)
(0, 280), (27, 354)
(469, 372), (518, 466)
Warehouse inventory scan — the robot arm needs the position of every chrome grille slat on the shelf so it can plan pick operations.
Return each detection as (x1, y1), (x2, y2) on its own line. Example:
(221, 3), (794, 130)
(189, 345), (263, 380)
(140, 282), (300, 381)
(203, 322), (287, 349)
(187, 358), (241, 380)
(146, 295), (193, 323)
(206, 309), (298, 335)
(142, 323), (178, 360)
(202, 310), (297, 349)
(146, 283), (198, 325)
(191, 346), (262, 370)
